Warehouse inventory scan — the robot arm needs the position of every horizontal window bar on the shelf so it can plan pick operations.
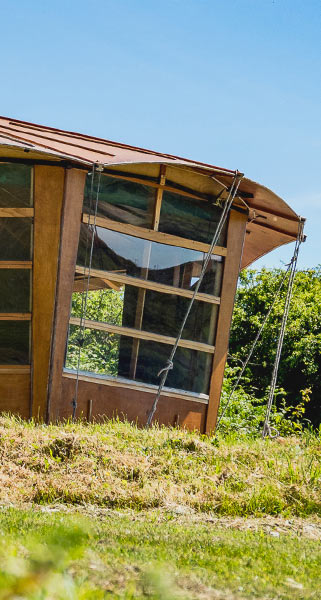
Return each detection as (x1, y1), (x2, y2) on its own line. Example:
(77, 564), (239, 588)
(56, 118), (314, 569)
(0, 208), (34, 217)
(82, 213), (227, 257)
(69, 316), (215, 354)
(0, 313), (31, 320)
(75, 266), (221, 305)
(0, 261), (32, 269)
(0, 365), (31, 373)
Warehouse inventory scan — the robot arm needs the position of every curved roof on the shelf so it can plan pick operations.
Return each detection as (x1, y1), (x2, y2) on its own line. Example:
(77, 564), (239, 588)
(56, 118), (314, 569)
(0, 115), (304, 268)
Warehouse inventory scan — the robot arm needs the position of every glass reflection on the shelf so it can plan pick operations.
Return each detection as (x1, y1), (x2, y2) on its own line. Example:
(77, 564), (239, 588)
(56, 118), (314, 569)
(0, 164), (32, 207)
(70, 284), (218, 346)
(0, 270), (31, 312)
(65, 325), (211, 395)
(0, 218), (32, 261)
(77, 224), (223, 296)
(0, 321), (30, 364)
(159, 190), (226, 246)
(83, 174), (155, 228)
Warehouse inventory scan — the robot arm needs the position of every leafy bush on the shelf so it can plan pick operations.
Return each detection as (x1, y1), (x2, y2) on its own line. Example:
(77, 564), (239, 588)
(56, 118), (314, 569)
(66, 288), (124, 375)
(229, 266), (321, 425)
(218, 365), (312, 436)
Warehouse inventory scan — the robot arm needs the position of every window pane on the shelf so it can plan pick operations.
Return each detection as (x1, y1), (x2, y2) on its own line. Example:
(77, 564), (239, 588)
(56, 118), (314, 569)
(0, 321), (30, 364)
(0, 270), (31, 312)
(159, 190), (227, 246)
(65, 325), (211, 395)
(77, 225), (223, 296)
(65, 325), (120, 377)
(0, 218), (32, 260)
(71, 284), (218, 346)
(133, 340), (212, 395)
(83, 174), (155, 228)
(0, 164), (32, 207)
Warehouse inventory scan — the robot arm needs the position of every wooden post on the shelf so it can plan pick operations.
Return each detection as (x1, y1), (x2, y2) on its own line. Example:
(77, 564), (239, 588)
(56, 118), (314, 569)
(205, 209), (248, 434)
(31, 166), (65, 420)
(47, 168), (87, 422)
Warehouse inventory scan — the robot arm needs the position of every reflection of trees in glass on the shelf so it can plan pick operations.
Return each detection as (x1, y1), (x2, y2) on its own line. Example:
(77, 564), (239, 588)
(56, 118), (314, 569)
(66, 289), (124, 376)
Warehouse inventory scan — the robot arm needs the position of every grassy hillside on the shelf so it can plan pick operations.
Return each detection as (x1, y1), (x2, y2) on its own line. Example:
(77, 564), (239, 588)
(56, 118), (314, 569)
(0, 415), (321, 516)
(1, 415), (321, 599)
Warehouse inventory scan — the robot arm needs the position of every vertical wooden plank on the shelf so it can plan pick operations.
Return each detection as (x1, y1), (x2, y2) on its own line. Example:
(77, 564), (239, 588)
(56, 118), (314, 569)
(32, 166), (65, 419)
(128, 164), (166, 377)
(47, 168), (87, 421)
(205, 209), (248, 434)
(152, 165), (166, 231)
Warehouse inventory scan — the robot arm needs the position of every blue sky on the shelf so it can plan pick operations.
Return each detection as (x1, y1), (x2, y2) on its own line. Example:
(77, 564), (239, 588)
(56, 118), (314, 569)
(0, 0), (320, 269)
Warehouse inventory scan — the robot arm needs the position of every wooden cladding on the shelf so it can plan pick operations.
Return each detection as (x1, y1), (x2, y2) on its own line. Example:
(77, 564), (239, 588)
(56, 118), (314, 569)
(69, 316), (215, 354)
(47, 169), (88, 422)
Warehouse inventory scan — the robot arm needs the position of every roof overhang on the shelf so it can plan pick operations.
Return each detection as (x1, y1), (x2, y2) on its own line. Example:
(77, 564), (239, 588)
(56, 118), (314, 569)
(0, 115), (304, 268)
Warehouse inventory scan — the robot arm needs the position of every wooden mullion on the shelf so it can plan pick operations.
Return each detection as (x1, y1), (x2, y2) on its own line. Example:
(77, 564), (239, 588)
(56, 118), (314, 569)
(129, 164), (167, 378)
(69, 316), (215, 354)
(100, 171), (211, 203)
(82, 213), (227, 256)
(75, 266), (221, 305)
(152, 165), (166, 231)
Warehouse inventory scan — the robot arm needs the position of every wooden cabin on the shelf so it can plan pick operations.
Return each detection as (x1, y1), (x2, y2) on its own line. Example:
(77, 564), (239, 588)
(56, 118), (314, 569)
(0, 116), (303, 432)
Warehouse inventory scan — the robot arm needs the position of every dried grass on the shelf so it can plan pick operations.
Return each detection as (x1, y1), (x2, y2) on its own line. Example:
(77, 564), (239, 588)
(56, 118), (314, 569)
(0, 415), (320, 516)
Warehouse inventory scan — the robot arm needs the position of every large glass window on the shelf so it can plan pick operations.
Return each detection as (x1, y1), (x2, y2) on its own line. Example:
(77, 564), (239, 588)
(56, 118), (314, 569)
(77, 224), (223, 296)
(0, 164), (33, 365)
(83, 175), (156, 228)
(66, 325), (212, 394)
(0, 218), (33, 261)
(159, 190), (227, 246)
(0, 320), (30, 364)
(0, 270), (31, 312)
(66, 169), (227, 396)
(70, 286), (218, 346)
(0, 164), (32, 207)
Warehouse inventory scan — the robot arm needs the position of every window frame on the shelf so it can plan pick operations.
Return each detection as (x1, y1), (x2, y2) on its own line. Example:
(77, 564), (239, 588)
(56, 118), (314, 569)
(66, 166), (229, 396)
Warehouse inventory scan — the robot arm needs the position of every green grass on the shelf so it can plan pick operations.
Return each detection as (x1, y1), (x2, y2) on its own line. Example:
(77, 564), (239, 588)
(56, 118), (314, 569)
(1, 415), (321, 598)
(0, 507), (320, 599)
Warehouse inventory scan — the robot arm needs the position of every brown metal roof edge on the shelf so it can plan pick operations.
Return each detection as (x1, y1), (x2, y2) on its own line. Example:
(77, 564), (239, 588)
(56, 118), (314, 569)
(0, 115), (236, 174)
(243, 176), (301, 222)
(241, 236), (295, 270)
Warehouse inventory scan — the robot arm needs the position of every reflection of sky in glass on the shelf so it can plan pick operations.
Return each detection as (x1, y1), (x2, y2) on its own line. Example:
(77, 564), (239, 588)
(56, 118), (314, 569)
(96, 226), (222, 270)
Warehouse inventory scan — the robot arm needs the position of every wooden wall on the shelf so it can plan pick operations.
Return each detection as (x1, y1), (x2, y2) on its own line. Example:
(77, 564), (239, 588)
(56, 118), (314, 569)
(32, 166), (65, 419)
(0, 367), (30, 419)
(57, 375), (207, 431)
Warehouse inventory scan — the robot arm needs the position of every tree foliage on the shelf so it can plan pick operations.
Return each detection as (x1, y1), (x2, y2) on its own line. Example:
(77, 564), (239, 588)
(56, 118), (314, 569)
(65, 289), (124, 376)
(228, 266), (321, 425)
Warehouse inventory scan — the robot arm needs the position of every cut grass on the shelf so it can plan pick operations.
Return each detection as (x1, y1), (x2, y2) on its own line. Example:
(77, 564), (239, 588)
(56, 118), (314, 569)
(0, 507), (321, 599)
(0, 415), (321, 516)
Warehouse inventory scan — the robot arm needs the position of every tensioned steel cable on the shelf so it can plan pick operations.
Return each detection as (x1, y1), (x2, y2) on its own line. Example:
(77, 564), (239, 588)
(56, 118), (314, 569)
(72, 163), (103, 421)
(215, 260), (294, 431)
(262, 219), (305, 438)
(146, 171), (243, 427)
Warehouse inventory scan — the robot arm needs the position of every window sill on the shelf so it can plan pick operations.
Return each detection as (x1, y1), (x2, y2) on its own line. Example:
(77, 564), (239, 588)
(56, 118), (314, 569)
(62, 368), (209, 404)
